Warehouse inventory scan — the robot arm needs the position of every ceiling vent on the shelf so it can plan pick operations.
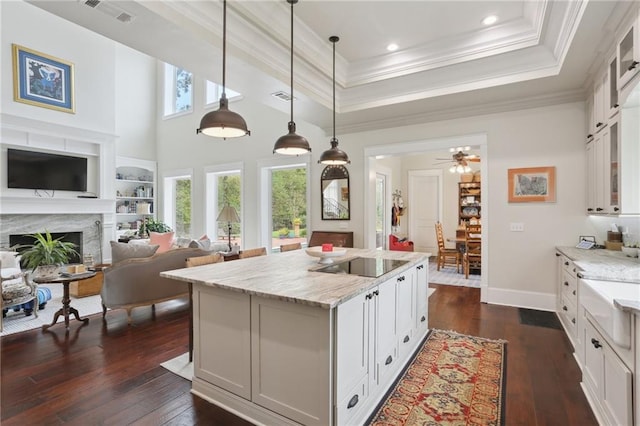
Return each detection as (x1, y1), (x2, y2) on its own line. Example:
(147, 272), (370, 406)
(82, 0), (135, 24)
(271, 91), (295, 102)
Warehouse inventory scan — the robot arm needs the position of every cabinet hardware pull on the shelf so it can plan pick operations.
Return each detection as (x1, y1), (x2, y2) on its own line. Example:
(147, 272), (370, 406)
(555, 253), (560, 257)
(614, 103), (619, 108)
(562, 306), (568, 311)
(596, 122), (603, 127)
(347, 394), (359, 409)
(417, 265), (424, 270)
(571, 318), (576, 324)
(572, 268), (576, 273)
(591, 338), (602, 349)
(373, 290), (379, 296)
(587, 208), (594, 212)
(614, 207), (619, 212)
(628, 60), (639, 71)
(385, 355), (393, 365)
(586, 134), (593, 139)
(564, 261), (569, 266)
(596, 207), (603, 211)
(564, 281), (569, 286)
(365, 293), (372, 300)
(397, 276), (405, 282)
(421, 316), (426, 322)
(577, 272), (583, 279)
(572, 290), (576, 296)
(403, 335), (410, 343)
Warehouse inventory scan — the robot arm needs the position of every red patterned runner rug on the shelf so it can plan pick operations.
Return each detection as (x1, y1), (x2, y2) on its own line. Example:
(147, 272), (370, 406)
(368, 329), (507, 426)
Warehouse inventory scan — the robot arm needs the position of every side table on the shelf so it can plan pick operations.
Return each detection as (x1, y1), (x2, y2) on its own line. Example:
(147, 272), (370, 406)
(34, 271), (96, 330)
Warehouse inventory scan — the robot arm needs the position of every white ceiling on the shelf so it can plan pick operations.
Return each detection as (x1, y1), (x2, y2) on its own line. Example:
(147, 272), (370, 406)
(27, 0), (634, 134)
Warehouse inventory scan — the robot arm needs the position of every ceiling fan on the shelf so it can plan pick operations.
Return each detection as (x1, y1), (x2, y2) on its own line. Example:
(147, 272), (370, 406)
(434, 146), (480, 173)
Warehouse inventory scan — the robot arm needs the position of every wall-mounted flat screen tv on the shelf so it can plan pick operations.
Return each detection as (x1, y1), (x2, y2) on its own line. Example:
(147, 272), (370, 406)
(7, 148), (88, 192)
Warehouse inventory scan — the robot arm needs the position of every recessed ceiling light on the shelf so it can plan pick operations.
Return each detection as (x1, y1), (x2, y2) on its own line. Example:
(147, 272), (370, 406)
(482, 15), (498, 26)
(386, 43), (398, 52)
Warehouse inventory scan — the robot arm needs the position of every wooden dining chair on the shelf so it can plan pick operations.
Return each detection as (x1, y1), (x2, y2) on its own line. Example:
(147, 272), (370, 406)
(239, 247), (267, 259)
(435, 222), (461, 272)
(185, 253), (223, 268)
(463, 223), (482, 278)
(280, 242), (302, 252)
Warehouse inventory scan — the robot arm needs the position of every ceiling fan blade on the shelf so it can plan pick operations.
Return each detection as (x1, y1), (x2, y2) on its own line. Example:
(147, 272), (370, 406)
(468, 157), (481, 162)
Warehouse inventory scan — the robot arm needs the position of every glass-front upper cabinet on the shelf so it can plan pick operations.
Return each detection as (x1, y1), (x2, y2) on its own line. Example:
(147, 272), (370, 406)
(607, 119), (620, 213)
(608, 54), (619, 119)
(617, 14), (640, 90)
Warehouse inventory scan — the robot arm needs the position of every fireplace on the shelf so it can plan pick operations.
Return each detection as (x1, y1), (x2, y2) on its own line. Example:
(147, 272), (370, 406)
(10, 232), (83, 265)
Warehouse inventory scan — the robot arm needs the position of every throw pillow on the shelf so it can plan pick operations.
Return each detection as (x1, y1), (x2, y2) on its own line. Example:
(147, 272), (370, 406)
(110, 241), (159, 265)
(149, 231), (175, 253)
(0, 251), (20, 270)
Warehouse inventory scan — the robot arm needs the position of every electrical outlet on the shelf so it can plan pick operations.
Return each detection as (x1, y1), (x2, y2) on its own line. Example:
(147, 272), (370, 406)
(510, 222), (524, 232)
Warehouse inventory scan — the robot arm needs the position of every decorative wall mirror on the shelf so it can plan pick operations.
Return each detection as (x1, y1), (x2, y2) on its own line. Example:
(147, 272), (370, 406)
(321, 165), (350, 220)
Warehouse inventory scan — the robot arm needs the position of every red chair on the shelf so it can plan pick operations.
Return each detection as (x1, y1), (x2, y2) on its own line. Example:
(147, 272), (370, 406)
(389, 234), (414, 252)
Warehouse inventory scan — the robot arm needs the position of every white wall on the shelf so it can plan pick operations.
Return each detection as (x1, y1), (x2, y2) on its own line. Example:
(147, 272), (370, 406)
(338, 102), (597, 308)
(1, 1), (116, 134)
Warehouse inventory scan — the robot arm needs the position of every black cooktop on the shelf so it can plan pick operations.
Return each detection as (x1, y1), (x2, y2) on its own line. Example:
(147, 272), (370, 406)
(315, 257), (409, 278)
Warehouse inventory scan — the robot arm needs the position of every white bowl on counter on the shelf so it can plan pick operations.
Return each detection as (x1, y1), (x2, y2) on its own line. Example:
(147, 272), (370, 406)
(621, 246), (639, 258)
(305, 246), (348, 264)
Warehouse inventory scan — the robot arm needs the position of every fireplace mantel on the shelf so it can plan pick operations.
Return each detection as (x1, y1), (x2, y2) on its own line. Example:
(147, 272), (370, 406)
(0, 196), (115, 215)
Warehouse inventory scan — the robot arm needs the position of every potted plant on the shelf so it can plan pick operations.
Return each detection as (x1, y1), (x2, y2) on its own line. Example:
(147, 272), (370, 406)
(137, 218), (172, 238)
(292, 218), (302, 237)
(19, 230), (79, 278)
(278, 227), (289, 239)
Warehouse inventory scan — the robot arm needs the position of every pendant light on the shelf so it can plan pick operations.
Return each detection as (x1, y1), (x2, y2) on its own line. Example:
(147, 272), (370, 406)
(196, 0), (250, 139)
(273, 0), (311, 156)
(318, 36), (350, 165)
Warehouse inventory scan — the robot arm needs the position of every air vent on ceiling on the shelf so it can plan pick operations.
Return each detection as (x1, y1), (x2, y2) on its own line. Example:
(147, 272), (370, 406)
(82, 0), (135, 24)
(271, 91), (294, 102)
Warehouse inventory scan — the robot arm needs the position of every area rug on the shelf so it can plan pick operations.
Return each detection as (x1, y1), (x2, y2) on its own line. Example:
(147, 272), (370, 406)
(428, 261), (481, 288)
(368, 329), (507, 426)
(518, 308), (562, 330)
(0, 285), (103, 336)
(161, 352), (193, 381)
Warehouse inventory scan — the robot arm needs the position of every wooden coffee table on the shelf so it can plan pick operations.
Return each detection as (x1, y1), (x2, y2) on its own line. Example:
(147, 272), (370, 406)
(34, 271), (97, 330)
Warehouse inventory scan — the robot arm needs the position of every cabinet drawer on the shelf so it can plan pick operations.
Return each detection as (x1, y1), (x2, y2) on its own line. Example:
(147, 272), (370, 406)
(561, 269), (578, 304)
(559, 296), (577, 338)
(335, 374), (369, 425)
(398, 329), (414, 360)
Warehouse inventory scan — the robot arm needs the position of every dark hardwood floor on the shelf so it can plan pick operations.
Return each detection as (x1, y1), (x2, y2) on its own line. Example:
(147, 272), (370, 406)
(1, 284), (597, 425)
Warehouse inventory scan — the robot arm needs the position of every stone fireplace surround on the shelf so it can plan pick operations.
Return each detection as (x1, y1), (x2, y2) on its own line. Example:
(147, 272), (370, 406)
(1, 214), (106, 265)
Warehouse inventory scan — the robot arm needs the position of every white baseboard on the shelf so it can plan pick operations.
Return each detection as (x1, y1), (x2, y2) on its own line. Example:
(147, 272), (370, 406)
(485, 287), (556, 311)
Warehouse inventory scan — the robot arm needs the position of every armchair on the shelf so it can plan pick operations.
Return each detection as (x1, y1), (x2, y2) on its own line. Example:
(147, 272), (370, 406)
(389, 234), (414, 252)
(1, 255), (38, 331)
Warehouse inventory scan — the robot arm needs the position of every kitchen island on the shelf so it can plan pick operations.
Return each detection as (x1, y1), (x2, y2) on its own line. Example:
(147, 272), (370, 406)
(161, 248), (430, 426)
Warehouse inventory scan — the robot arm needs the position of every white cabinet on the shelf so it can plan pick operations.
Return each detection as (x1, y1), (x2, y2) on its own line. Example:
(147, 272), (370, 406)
(608, 53), (620, 119)
(585, 118), (621, 215)
(583, 318), (633, 426)
(115, 156), (156, 237)
(191, 260), (430, 426)
(617, 12), (640, 90)
(593, 72), (607, 133)
(619, 84), (640, 215)
(556, 252), (579, 351)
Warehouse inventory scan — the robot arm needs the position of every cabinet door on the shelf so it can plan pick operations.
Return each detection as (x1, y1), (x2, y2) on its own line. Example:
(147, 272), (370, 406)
(415, 263), (428, 334)
(583, 321), (603, 399)
(396, 269), (416, 357)
(602, 343), (633, 426)
(374, 278), (398, 387)
(194, 285), (251, 400)
(593, 75), (606, 132)
(336, 291), (370, 405)
(608, 54), (620, 118)
(586, 139), (597, 213)
(605, 119), (620, 213)
(617, 16), (640, 89)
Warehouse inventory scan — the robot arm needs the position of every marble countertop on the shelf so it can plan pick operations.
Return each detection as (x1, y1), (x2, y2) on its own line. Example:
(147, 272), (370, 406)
(556, 246), (640, 284)
(161, 248), (430, 309)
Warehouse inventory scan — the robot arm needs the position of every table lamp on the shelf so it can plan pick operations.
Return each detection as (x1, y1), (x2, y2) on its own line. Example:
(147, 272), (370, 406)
(217, 205), (240, 251)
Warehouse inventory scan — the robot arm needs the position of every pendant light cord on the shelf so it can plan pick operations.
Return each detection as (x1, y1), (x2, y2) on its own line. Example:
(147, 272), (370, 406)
(289, 0), (294, 123)
(332, 39), (336, 140)
(222, 0), (227, 97)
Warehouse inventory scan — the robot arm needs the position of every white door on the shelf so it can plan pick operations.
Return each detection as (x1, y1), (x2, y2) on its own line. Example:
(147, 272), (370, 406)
(408, 170), (442, 253)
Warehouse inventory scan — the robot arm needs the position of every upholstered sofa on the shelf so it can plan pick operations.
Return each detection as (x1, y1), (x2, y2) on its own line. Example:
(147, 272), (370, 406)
(101, 247), (209, 324)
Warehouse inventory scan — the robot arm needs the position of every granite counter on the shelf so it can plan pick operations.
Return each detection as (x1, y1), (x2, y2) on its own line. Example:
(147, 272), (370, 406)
(556, 246), (640, 284)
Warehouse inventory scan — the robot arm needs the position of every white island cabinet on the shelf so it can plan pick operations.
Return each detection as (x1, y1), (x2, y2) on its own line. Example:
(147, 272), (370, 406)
(162, 248), (430, 426)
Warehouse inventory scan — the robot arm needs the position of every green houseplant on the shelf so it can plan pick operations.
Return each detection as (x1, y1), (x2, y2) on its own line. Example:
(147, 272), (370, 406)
(19, 231), (79, 277)
(137, 218), (172, 237)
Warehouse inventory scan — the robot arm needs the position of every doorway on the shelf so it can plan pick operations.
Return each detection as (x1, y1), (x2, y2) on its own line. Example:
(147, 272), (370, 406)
(363, 133), (488, 302)
(408, 170), (442, 253)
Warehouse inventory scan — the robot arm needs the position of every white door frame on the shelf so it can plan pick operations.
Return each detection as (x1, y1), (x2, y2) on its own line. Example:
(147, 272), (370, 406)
(363, 133), (489, 303)
(376, 166), (392, 250)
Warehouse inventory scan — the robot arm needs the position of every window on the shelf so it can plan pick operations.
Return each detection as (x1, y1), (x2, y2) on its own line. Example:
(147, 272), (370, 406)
(271, 166), (307, 251)
(163, 171), (192, 239)
(205, 165), (243, 248)
(163, 63), (193, 117)
(205, 80), (241, 107)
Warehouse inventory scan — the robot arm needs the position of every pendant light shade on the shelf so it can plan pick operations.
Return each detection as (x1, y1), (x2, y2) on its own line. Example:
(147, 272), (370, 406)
(273, 0), (311, 156)
(319, 36), (350, 165)
(196, 0), (250, 139)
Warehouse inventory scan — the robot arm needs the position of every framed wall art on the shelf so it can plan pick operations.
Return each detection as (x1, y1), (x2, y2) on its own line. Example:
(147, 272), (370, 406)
(12, 44), (75, 113)
(508, 166), (556, 203)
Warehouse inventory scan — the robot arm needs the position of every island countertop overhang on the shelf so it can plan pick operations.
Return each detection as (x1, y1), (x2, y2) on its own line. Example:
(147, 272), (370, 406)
(161, 248), (430, 309)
